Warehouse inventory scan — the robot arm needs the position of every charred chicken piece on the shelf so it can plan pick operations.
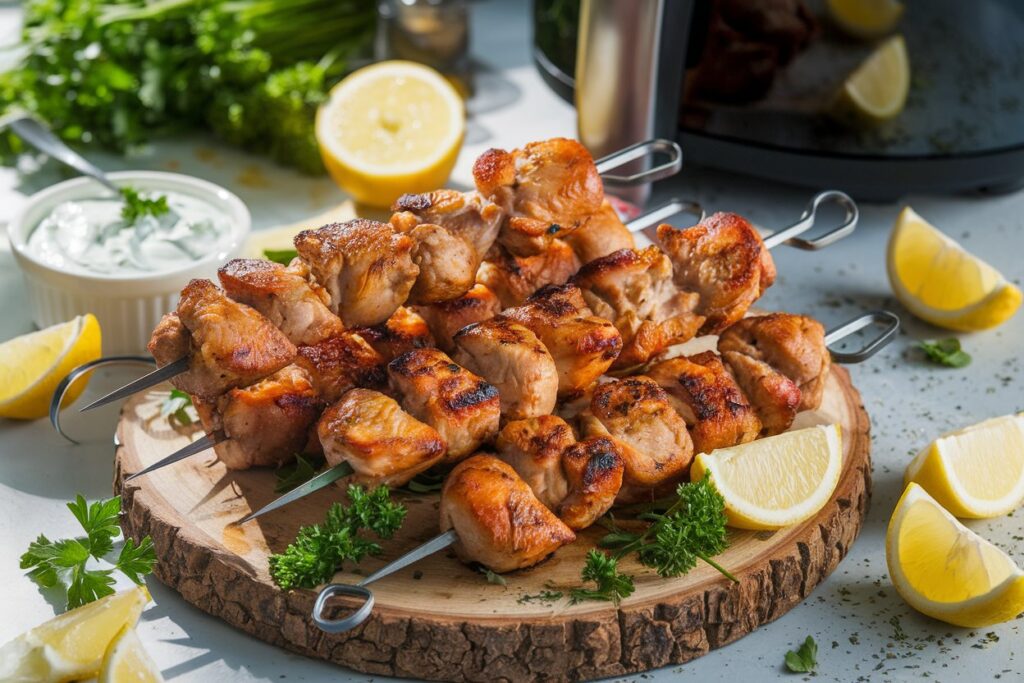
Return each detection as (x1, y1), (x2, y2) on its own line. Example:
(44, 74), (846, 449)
(318, 388), (446, 487)
(573, 247), (706, 369)
(473, 138), (604, 256)
(721, 350), (801, 436)
(581, 377), (695, 502)
(353, 307), (436, 364)
(646, 351), (762, 454)
(414, 284), (503, 353)
(404, 223), (479, 304)
(657, 212), (776, 334)
(149, 279), (296, 399)
(453, 317), (559, 420)
(718, 313), (830, 411)
(217, 258), (344, 346)
(192, 364), (321, 470)
(476, 239), (581, 309)
(440, 454), (576, 573)
(562, 200), (637, 264)
(504, 284), (623, 397)
(558, 436), (625, 530)
(387, 348), (500, 463)
(295, 332), (386, 403)
(391, 189), (504, 263)
(494, 416), (577, 510)
(294, 219), (419, 328)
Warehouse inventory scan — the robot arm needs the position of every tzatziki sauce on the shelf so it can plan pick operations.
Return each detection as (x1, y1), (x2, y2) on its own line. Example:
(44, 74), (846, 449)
(26, 189), (229, 275)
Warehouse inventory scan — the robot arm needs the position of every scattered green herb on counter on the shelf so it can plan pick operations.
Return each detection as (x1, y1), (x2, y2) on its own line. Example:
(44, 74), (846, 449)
(517, 589), (564, 605)
(160, 389), (194, 426)
(481, 568), (507, 587)
(784, 635), (818, 673)
(569, 550), (635, 605)
(402, 470), (446, 494)
(120, 186), (170, 224)
(269, 485), (406, 590)
(263, 248), (299, 266)
(274, 453), (325, 493)
(917, 338), (971, 368)
(20, 495), (156, 610)
(599, 477), (736, 581)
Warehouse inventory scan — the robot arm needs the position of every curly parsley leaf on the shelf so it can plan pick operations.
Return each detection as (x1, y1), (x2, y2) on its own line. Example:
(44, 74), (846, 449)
(784, 635), (818, 673)
(917, 338), (971, 368)
(569, 550), (635, 605)
(120, 186), (170, 224)
(263, 248), (299, 266)
(274, 453), (324, 493)
(269, 485), (407, 590)
(20, 495), (157, 609)
(480, 567), (507, 586)
(160, 389), (194, 426)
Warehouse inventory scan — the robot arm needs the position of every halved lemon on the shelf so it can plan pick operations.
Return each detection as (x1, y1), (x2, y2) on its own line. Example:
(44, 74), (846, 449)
(887, 206), (1022, 330)
(0, 313), (102, 420)
(316, 60), (465, 208)
(887, 483), (1024, 627)
(832, 35), (909, 123)
(827, 0), (904, 39)
(905, 414), (1024, 519)
(689, 424), (843, 530)
(0, 586), (150, 682)
(99, 626), (163, 683)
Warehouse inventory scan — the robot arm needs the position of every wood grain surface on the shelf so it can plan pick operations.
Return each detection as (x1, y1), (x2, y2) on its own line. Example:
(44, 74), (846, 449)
(114, 357), (871, 682)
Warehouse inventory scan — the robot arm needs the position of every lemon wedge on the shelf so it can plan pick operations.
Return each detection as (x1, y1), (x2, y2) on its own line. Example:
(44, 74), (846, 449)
(827, 0), (904, 39)
(99, 626), (163, 683)
(905, 414), (1024, 519)
(0, 586), (150, 682)
(0, 313), (102, 420)
(316, 60), (465, 208)
(689, 424), (843, 530)
(887, 206), (1022, 330)
(887, 483), (1024, 627)
(832, 35), (909, 123)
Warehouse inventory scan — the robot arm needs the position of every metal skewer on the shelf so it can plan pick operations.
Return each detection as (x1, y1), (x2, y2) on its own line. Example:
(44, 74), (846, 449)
(79, 357), (189, 412)
(124, 432), (226, 482)
(311, 529), (458, 634)
(236, 461), (355, 524)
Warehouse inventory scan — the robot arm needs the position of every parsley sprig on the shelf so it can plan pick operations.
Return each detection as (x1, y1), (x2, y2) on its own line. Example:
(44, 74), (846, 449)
(20, 495), (156, 609)
(120, 186), (170, 224)
(274, 453), (325, 493)
(263, 248), (299, 266)
(784, 635), (818, 673)
(570, 550), (635, 604)
(917, 338), (971, 368)
(269, 485), (406, 590)
(160, 389), (194, 426)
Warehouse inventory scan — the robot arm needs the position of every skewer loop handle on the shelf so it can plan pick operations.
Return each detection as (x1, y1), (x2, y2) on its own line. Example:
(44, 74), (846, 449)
(311, 583), (375, 634)
(625, 197), (706, 236)
(595, 139), (683, 187)
(763, 190), (859, 250)
(50, 355), (156, 444)
(825, 310), (900, 363)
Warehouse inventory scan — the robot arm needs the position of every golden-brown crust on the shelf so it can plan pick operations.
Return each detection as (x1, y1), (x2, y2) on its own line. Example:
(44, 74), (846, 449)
(721, 350), (801, 436)
(354, 307), (436, 364)
(295, 333), (386, 403)
(558, 436), (625, 530)
(563, 201), (637, 264)
(476, 241), (581, 308)
(495, 416), (576, 510)
(414, 284), (502, 352)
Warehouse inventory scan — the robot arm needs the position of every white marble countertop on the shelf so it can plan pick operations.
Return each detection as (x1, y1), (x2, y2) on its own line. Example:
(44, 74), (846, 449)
(1, 3), (1022, 682)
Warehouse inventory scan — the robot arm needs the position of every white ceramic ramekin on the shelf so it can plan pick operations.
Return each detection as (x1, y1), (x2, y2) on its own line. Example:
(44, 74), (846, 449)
(7, 171), (250, 354)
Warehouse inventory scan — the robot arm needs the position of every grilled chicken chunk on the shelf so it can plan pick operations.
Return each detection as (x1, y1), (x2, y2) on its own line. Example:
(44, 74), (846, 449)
(391, 189), (503, 262)
(563, 201), (637, 264)
(573, 247), (705, 369)
(721, 351), (801, 436)
(504, 284), (623, 397)
(414, 284), (503, 352)
(582, 377), (695, 501)
(453, 318), (559, 420)
(718, 313), (830, 411)
(405, 223), (479, 304)
(217, 258), (344, 346)
(473, 138), (603, 256)
(387, 349), (500, 462)
(354, 307), (435, 363)
(657, 212), (776, 334)
(558, 437), (625, 530)
(295, 332), (386, 403)
(495, 416), (576, 510)
(647, 352), (762, 454)
(294, 219), (419, 328)
(476, 239), (581, 308)
(149, 279), (296, 399)
(440, 454), (576, 573)
(317, 388), (446, 487)
(193, 365), (321, 470)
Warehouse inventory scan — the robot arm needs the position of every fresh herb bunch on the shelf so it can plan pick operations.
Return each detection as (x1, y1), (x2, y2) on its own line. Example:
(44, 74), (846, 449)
(917, 338), (971, 368)
(269, 484), (406, 590)
(784, 635), (818, 673)
(569, 549), (635, 604)
(20, 495), (156, 609)
(160, 389), (193, 426)
(0, 0), (376, 174)
(599, 477), (736, 582)
(121, 186), (170, 224)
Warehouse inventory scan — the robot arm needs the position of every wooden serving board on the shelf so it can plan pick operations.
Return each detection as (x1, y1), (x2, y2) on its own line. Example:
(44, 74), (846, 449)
(114, 356), (870, 682)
